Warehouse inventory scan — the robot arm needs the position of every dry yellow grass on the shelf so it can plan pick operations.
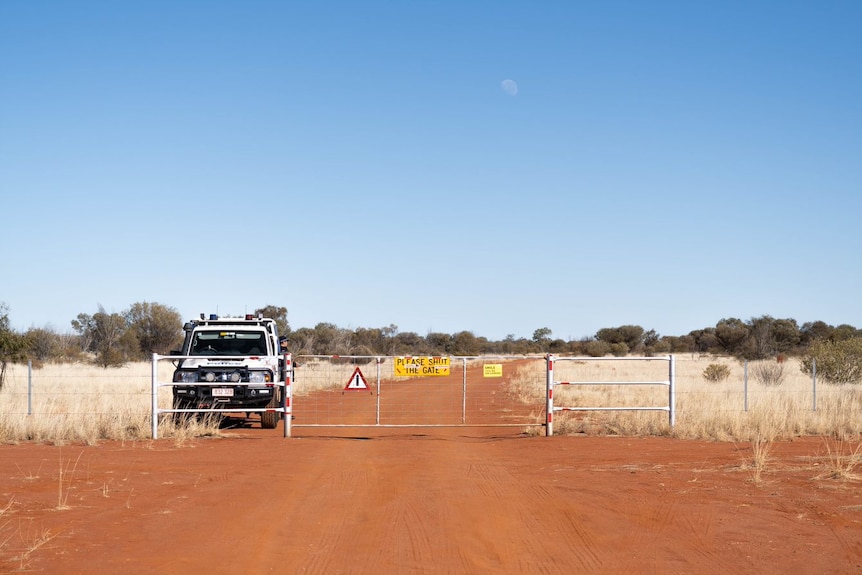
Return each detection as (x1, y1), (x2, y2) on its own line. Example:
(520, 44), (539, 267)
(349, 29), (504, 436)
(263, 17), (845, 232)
(510, 355), (862, 440)
(292, 357), (393, 396)
(0, 361), (220, 444)
(1, 355), (860, 443)
(814, 438), (862, 481)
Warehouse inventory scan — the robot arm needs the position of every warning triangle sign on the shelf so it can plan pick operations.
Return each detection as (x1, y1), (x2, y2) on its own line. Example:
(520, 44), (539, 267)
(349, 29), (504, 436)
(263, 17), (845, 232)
(344, 367), (369, 391)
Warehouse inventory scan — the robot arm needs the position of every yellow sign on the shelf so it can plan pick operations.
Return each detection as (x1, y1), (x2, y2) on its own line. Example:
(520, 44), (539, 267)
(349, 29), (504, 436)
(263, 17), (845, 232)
(394, 356), (451, 377)
(483, 364), (503, 378)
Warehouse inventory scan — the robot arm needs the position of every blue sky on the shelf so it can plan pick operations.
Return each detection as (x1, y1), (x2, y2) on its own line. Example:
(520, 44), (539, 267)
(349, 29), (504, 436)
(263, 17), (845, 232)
(1, 1), (860, 341)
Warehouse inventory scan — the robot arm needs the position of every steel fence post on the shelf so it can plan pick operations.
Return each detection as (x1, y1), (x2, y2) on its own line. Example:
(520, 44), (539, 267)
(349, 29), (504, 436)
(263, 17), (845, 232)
(151, 353), (159, 440)
(546, 354), (554, 436)
(462, 358), (467, 424)
(669, 355), (676, 428)
(376, 357), (382, 426)
(27, 360), (32, 416)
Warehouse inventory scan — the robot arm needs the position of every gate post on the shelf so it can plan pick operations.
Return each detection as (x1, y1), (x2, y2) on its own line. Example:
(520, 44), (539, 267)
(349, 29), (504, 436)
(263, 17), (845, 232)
(27, 360), (32, 416)
(668, 354), (676, 428)
(546, 354), (555, 436)
(376, 357), (382, 425)
(283, 353), (293, 438)
(462, 358), (468, 424)
(152, 353), (159, 440)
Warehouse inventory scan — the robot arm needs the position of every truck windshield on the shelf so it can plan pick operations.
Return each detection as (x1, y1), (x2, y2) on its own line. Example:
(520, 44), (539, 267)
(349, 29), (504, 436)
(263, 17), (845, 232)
(191, 331), (268, 356)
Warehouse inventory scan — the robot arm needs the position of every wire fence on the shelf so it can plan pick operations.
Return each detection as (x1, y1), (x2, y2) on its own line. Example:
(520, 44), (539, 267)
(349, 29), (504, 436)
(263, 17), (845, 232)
(1, 355), (860, 441)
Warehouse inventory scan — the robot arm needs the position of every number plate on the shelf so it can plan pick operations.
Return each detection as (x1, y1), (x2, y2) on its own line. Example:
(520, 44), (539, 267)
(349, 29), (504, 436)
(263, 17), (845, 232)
(212, 388), (234, 397)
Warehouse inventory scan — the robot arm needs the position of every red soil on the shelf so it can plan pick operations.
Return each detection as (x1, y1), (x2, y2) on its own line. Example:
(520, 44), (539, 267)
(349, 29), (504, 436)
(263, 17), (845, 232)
(2, 431), (861, 574)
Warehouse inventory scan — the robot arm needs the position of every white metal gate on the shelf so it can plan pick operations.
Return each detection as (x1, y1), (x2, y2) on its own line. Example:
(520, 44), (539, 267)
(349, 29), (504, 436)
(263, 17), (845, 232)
(289, 355), (546, 431)
(545, 354), (676, 436)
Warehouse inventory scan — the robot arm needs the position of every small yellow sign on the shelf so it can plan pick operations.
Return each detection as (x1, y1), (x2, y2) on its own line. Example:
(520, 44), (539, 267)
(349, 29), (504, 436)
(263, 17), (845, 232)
(394, 356), (451, 377)
(483, 364), (503, 378)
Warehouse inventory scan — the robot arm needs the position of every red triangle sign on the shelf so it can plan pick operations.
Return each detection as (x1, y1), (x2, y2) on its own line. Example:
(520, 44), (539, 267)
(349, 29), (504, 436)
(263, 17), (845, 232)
(344, 366), (369, 391)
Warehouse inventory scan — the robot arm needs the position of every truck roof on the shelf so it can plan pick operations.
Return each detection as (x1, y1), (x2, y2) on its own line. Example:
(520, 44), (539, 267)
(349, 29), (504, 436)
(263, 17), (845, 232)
(184, 315), (279, 334)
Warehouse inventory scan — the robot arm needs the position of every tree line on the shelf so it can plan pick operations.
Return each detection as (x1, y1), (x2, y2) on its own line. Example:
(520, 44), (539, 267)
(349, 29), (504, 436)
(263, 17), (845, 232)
(1, 301), (860, 378)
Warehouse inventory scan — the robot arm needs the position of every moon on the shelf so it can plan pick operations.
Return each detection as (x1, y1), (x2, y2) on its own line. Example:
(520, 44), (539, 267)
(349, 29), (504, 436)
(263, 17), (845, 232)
(501, 79), (518, 96)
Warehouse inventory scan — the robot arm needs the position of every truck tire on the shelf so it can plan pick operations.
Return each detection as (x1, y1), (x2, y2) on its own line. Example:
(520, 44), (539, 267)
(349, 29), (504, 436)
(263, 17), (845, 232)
(260, 391), (281, 429)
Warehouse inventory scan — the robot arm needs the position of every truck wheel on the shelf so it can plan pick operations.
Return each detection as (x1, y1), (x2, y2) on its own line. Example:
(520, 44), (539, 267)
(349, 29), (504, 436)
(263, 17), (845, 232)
(260, 391), (281, 429)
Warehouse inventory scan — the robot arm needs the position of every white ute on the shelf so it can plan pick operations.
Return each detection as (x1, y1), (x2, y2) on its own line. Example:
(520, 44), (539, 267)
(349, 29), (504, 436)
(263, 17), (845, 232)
(172, 314), (285, 429)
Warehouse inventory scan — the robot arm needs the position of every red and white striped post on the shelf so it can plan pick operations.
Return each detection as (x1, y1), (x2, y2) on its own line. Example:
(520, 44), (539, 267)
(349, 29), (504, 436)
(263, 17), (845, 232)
(546, 354), (555, 436)
(283, 353), (293, 438)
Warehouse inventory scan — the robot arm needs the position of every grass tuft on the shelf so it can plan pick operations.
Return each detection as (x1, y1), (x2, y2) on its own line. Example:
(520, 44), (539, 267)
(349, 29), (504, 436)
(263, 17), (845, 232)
(814, 438), (862, 482)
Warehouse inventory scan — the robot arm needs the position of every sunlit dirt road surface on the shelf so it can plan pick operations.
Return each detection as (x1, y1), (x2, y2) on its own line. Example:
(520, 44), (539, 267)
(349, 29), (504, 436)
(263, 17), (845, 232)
(2, 427), (861, 574)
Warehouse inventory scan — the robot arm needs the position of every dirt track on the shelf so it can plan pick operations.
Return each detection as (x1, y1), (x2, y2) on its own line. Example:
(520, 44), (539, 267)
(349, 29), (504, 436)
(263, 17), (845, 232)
(2, 428), (861, 574)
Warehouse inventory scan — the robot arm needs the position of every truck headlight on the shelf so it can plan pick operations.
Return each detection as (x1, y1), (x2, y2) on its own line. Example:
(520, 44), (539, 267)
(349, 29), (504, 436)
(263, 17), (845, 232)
(248, 371), (269, 383)
(174, 371), (198, 383)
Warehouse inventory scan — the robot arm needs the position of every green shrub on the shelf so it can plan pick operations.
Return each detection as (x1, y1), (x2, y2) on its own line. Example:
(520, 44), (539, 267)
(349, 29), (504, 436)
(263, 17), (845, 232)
(801, 338), (862, 384)
(584, 340), (611, 357)
(609, 342), (629, 357)
(702, 363), (731, 383)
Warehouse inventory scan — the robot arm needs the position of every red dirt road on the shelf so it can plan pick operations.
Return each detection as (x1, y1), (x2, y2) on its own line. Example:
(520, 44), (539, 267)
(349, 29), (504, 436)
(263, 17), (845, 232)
(2, 430), (861, 574)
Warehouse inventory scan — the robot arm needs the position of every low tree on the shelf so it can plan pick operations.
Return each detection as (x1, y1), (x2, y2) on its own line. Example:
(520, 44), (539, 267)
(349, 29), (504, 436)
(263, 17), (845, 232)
(0, 303), (29, 388)
(770, 318), (802, 355)
(71, 305), (137, 367)
(688, 328), (719, 353)
(125, 301), (183, 358)
(350, 324), (401, 355)
(742, 316), (801, 360)
(285, 326), (314, 355)
(714, 318), (749, 356)
(310, 322), (351, 355)
(584, 340), (611, 357)
(426, 332), (451, 355)
(609, 342), (629, 357)
(658, 335), (692, 353)
(832, 324), (861, 342)
(595, 325), (644, 352)
(548, 338), (569, 354)
(392, 331), (426, 355)
(532, 327), (552, 350)
(800, 320), (833, 346)
(450, 331), (480, 356)
(648, 339), (672, 354)
(71, 313), (95, 353)
(642, 329), (670, 356)
(254, 305), (290, 337)
(25, 326), (60, 362)
(800, 338), (862, 384)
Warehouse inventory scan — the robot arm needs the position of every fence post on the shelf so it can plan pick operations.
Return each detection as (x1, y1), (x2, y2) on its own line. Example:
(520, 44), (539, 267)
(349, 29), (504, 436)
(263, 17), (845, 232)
(546, 354), (554, 437)
(376, 357), (382, 426)
(27, 360), (32, 416)
(462, 358), (468, 424)
(668, 355), (676, 428)
(283, 353), (292, 438)
(744, 360), (749, 412)
(812, 358), (817, 412)
(151, 353), (159, 439)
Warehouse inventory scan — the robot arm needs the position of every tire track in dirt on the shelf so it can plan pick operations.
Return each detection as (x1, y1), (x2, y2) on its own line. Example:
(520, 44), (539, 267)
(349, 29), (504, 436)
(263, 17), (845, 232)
(456, 448), (605, 573)
(510, 481), (604, 573)
(6, 423), (862, 573)
(261, 441), (379, 575)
